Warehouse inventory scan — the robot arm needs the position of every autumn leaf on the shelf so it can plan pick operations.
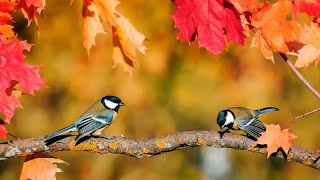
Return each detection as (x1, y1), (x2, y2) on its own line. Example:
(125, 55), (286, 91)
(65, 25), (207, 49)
(250, 1), (302, 61)
(111, 12), (146, 76)
(17, 0), (46, 29)
(293, 23), (320, 68)
(251, 29), (274, 61)
(171, 0), (245, 55)
(0, 119), (6, 138)
(82, 0), (146, 76)
(257, 124), (297, 158)
(0, 24), (14, 38)
(0, 0), (14, 25)
(0, 0), (15, 13)
(82, 1), (106, 55)
(227, 0), (258, 13)
(293, 0), (320, 17)
(20, 153), (68, 180)
(0, 37), (46, 138)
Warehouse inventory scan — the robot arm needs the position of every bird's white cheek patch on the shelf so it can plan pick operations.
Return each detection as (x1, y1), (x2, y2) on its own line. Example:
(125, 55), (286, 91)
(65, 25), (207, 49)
(104, 99), (118, 109)
(225, 111), (235, 125)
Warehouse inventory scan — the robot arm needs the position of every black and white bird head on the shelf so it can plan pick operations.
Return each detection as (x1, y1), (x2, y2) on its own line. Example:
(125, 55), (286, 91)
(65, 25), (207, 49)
(101, 96), (125, 112)
(217, 110), (235, 129)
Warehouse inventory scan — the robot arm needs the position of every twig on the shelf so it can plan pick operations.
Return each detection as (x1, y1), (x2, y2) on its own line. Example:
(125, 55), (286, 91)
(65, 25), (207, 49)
(286, 107), (320, 127)
(7, 133), (20, 140)
(0, 131), (319, 170)
(279, 53), (320, 100)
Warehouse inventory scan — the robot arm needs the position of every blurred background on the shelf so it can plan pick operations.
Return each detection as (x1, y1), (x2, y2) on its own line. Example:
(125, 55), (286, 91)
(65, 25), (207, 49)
(0, 0), (319, 179)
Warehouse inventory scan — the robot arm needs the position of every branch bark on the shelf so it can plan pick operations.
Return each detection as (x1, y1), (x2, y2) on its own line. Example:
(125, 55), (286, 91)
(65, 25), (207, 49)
(0, 131), (319, 170)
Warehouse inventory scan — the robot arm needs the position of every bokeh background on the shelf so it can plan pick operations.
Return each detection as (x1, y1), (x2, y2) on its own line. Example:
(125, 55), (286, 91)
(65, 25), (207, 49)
(1, 0), (320, 179)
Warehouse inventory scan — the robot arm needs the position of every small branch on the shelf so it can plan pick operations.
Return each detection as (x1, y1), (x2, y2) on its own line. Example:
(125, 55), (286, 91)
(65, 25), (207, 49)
(279, 53), (320, 100)
(287, 107), (320, 127)
(0, 131), (319, 170)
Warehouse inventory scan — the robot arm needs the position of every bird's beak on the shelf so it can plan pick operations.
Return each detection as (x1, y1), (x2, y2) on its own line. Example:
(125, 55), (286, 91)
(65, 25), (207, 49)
(120, 102), (125, 106)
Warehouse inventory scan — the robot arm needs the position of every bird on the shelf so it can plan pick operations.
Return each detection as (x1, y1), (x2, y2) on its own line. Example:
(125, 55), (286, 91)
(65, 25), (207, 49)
(45, 95), (125, 145)
(216, 107), (279, 139)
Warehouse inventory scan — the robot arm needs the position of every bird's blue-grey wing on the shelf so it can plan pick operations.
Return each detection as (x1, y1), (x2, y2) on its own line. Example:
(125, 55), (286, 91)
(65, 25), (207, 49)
(237, 118), (266, 139)
(75, 115), (113, 141)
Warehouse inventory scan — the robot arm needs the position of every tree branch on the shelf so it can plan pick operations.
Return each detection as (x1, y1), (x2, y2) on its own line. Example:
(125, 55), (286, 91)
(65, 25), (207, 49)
(286, 107), (320, 127)
(0, 131), (319, 170)
(279, 53), (320, 100)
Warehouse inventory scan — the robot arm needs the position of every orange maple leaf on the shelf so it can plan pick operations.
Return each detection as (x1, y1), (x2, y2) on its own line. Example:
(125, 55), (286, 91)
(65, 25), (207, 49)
(250, 1), (301, 61)
(293, 23), (320, 68)
(257, 124), (297, 158)
(19, 153), (68, 180)
(0, 24), (14, 38)
(82, 2), (106, 55)
(82, 0), (146, 76)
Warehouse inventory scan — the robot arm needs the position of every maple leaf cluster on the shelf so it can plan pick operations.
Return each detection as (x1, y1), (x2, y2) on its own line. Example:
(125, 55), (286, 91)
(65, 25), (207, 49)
(171, 0), (320, 68)
(82, 0), (147, 76)
(0, 0), (46, 139)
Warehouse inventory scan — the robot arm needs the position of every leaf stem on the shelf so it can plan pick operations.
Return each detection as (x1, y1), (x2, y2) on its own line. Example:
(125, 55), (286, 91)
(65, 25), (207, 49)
(286, 107), (320, 127)
(279, 53), (320, 100)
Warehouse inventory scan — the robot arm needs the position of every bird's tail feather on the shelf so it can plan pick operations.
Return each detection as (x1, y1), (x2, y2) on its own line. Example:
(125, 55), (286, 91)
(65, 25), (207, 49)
(45, 124), (77, 141)
(255, 107), (279, 116)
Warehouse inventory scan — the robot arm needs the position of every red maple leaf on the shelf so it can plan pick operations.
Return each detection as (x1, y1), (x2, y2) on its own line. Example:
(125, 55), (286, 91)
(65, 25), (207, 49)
(171, 0), (245, 55)
(293, 0), (320, 17)
(0, 37), (46, 138)
(0, 0), (15, 13)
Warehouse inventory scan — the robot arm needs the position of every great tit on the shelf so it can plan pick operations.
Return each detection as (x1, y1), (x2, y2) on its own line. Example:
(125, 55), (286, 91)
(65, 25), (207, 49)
(216, 107), (279, 139)
(45, 95), (125, 144)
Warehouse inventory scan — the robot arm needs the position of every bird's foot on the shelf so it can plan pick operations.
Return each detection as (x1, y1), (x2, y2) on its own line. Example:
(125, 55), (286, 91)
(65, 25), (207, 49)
(218, 129), (230, 139)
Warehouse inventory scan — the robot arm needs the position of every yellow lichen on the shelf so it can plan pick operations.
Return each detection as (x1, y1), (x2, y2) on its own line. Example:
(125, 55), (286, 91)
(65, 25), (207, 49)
(286, 151), (294, 160)
(108, 142), (119, 149)
(143, 147), (151, 153)
(69, 141), (98, 151)
(155, 138), (167, 149)
(124, 148), (134, 156)
(197, 138), (207, 145)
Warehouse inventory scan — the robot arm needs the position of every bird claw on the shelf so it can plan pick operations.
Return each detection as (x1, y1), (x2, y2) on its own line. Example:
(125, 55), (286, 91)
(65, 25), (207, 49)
(218, 129), (230, 139)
